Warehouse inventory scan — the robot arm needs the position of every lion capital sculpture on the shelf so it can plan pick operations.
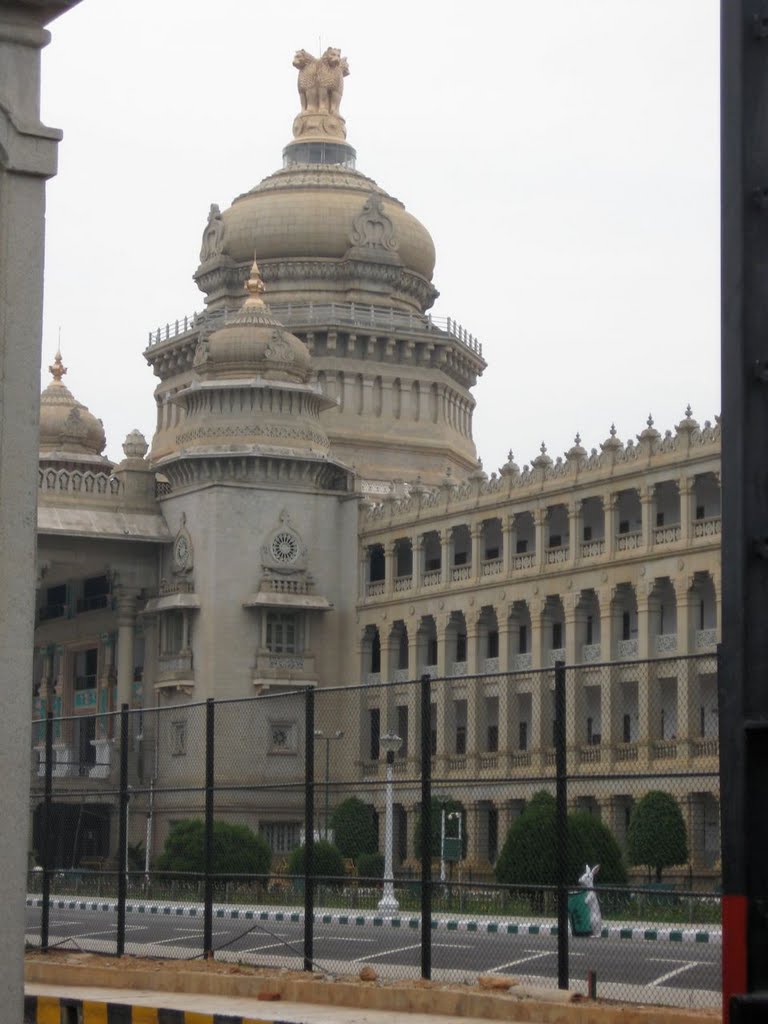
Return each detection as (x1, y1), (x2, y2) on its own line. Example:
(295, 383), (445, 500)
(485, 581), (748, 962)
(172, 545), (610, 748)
(293, 47), (349, 118)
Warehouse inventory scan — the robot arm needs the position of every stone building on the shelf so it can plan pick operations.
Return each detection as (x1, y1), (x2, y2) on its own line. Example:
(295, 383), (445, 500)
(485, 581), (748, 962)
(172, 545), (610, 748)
(29, 49), (721, 882)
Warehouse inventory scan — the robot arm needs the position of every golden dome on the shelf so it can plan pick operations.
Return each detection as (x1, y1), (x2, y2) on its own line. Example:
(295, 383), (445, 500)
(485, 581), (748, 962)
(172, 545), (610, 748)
(39, 352), (109, 463)
(195, 263), (312, 384)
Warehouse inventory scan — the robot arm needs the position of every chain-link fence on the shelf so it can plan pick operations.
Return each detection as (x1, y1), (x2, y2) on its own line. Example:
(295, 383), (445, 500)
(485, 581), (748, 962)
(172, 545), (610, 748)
(26, 654), (720, 1007)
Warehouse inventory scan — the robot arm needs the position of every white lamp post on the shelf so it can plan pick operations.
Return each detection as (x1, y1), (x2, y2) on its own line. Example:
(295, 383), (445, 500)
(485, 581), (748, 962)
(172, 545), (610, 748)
(378, 732), (402, 912)
(314, 729), (344, 840)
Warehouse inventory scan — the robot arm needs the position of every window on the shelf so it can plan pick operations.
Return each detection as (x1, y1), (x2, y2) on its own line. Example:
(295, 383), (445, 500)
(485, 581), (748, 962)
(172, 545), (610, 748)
(696, 505), (705, 520)
(162, 611), (184, 654)
(369, 708), (380, 760)
(700, 706), (705, 737)
(622, 611), (631, 641)
(74, 648), (98, 691)
(519, 624), (528, 655)
(455, 724), (466, 755)
(619, 520), (630, 534)
(368, 546), (385, 582)
(485, 546), (499, 560)
(266, 612), (298, 653)
(40, 583), (67, 621)
(623, 713), (632, 744)
(426, 556), (441, 571)
(370, 632), (381, 673)
(487, 630), (499, 658)
(656, 512), (664, 527)
(427, 636), (438, 667)
(455, 633), (467, 662)
(77, 716), (96, 774)
(261, 822), (302, 854)
(78, 575), (110, 613)
(171, 719), (187, 756)
(487, 724), (499, 752)
(396, 705), (408, 757)
(519, 720), (528, 751)
(700, 600), (705, 630)
(552, 622), (562, 649)
(549, 534), (562, 548)
(516, 539), (528, 554)
(583, 525), (592, 542)
(587, 717), (600, 746)
(586, 616), (593, 645)
(454, 551), (468, 566)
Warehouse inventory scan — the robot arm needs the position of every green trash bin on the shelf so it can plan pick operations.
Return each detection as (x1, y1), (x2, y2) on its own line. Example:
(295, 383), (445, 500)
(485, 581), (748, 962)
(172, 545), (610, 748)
(568, 890), (593, 936)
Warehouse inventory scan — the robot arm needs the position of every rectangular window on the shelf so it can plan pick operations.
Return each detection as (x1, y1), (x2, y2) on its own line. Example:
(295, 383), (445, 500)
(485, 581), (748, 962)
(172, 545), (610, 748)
(587, 716), (594, 744)
(519, 624), (528, 655)
(455, 724), (466, 755)
(427, 636), (438, 666)
(552, 622), (562, 649)
(162, 611), (184, 654)
(519, 720), (528, 751)
(487, 724), (499, 752)
(656, 512), (665, 527)
(696, 505), (705, 520)
(261, 822), (302, 855)
(456, 633), (467, 662)
(485, 546), (499, 560)
(619, 520), (630, 534)
(266, 612), (298, 653)
(78, 575), (110, 613)
(549, 534), (562, 548)
(622, 611), (631, 641)
(396, 705), (408, 757)
(426, 557), (441, 571)
(700, 600), (705, 630)
(40, 583), (67, 621)
(369, 708), (380, 760)
(583, 525), (592, 541)
(516, 539), (528, 554)
(586, 616), (593, 645)
(74, 648), (98, 691)
(454, 551), (468, 566)
(700, 706), (705, 737)
(487, 631), (499, 658)
(623, 713), (632, 743)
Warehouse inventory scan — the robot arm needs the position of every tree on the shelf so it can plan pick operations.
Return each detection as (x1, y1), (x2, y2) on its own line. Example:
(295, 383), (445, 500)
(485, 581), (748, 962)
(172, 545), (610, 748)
(413, 797), (467, 860)
(627, 791), (688, 882)
(287, 839), (345, 884)
(330, 797), (378, 862)
(495, 791), (627, 888)
(156, 819), (271, 877)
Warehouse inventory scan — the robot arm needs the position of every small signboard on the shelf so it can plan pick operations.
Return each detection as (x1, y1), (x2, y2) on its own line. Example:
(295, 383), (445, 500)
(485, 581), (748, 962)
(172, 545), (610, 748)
(443, 836), (462, 862)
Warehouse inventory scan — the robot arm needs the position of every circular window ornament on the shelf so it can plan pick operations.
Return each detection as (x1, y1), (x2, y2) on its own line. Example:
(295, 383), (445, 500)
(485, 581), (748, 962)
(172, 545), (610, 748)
(271, 531), (299, 564)
(174, 534), (190, 569)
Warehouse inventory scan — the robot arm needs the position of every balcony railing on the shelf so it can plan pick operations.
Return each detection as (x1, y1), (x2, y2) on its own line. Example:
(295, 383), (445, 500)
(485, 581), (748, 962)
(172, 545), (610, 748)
(655, 633), (678, 655)
(616, 531), (642, 551)
(38, 604), (67, 622)
(653, 524), (681, 545)
(695, 628), (718, 651)
(157, 651), (193, 676)
(692, 737), (719, 758)
(652, 740), (678, 760)
(693, 515), (721, 538)
(582, 643), (602, 663)
(510, 751), (532, 768)
(579, 745), (601, 764)
(618, 638), (638, 659)
(422, 569), (442, 587)
(581, 539), (605, 558)
(481, 657), (499, 673)
(76, 593), (110, 613)
(547, 648), (566, 667)
(512, 652), (532, 671)
(449, 661), (468, 677)
(365, 580), (384, 597)
(615, 742), (639, 762)
(394, 575), (413, 592)
(481, 558), (503, 576)
(451, 564), (471, 582)
(545, 545), (569, 565)
(512, 552), (535, 570)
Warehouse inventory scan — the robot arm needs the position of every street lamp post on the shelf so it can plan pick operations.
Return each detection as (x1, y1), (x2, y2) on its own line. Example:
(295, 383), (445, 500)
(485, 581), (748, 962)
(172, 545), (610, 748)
(378, 733), (402, 912)
(314, 729), (343, 840)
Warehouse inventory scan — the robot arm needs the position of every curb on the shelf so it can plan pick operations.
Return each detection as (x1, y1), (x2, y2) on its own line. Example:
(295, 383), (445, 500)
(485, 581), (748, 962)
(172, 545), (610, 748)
(24, 994), (283, 1023)
(27, 896), (722, 945)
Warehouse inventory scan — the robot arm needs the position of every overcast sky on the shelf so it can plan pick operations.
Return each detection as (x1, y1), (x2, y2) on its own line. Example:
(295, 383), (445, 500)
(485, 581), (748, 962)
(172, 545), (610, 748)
(39, 0), (720, 475)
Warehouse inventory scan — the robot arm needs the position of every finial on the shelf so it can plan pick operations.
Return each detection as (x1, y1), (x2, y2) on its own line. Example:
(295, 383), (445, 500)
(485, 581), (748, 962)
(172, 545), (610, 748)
(540, 441), (547, 455)
(647, 414), (654, 428)
(508, 449), (513, 462)
(49, 350), (67, 384)
(609, 423), (617, 437)
(574, 432), (581, 445)
(685, 404), (693, 418)
(243, 259), (267, 307)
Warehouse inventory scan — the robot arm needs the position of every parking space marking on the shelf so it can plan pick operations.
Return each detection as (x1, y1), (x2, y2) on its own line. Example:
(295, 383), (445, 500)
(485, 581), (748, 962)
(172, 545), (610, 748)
(650, 962), (699, 986)
(489, 951), (552, 971)
(354, 942), (422, 963)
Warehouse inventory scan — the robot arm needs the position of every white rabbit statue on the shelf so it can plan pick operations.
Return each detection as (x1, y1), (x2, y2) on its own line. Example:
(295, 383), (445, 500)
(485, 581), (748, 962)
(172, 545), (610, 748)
(578, 863), (602, 935)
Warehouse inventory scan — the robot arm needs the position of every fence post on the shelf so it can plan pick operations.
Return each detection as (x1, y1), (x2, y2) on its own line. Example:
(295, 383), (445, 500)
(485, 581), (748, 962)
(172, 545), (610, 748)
(304, 687), (315, 971)
(116, 703), (129, 956)
(203, 698), (215, 958)
(40, 710), (53, 952)
(420, 672), (432, 979)
(554, 661), (568, 989)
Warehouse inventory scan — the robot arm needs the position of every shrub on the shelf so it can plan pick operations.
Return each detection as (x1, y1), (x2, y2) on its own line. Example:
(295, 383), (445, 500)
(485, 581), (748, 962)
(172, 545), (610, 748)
(356, 851), (385, 880)
(156, 819), (271, 878)
(627, 791), (688, 882)
(330, 797), (378, 862)
(287, 839), (345, 884)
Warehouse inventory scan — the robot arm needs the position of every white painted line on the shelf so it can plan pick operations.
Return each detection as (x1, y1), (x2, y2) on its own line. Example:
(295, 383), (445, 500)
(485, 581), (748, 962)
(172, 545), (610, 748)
(432, 942), (475, 949)
(321, 936), (376, 943)
(353, 942), (422, 963)
(651, 962), (699, 986)
(235, 941), (295, 954)
(489, 951), (553, 971)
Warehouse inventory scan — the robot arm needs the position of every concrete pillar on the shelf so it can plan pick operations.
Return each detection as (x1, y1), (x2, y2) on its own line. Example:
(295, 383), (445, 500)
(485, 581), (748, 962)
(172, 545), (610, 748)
(503, 514), (515, 576)
(0, 4), (78, 1015)
(440, 528), (452, 583)
(497, 615), (511, 673)
(466, 627), (479, 675)
(384, 541), (395, 596)
(471, 523), (482, 581)
(413, 533), (423, 590)
(533, 509), (546, 571)
(640, 484), (655, 552)
(116, 591), (138, 708)
(569, 500), (582, 565)
(604, 495), (617, 559)
(679, 475), (694, 545)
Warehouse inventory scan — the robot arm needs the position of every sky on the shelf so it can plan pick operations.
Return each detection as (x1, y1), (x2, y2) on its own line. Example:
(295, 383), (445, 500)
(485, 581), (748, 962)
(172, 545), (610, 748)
(39, 0), (721, 475)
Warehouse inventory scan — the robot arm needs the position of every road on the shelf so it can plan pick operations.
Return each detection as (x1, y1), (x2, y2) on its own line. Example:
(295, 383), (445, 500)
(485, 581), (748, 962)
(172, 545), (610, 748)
(25, 903), (720, 1008)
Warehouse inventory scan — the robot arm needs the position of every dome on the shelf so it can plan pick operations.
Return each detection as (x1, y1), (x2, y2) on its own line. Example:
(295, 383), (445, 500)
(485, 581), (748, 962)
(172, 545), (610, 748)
(39, 352), (110, 466)
(195, 262), (312, 384)
(222, 166), (436, 281)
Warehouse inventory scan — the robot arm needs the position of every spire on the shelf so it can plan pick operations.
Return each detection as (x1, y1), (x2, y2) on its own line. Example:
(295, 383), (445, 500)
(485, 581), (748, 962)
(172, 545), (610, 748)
(49, 350), (67, 385)
(243, 259), (267, 309)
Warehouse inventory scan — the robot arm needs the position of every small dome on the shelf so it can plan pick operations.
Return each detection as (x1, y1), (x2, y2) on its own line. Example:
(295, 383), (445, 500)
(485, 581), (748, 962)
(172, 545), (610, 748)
(39, 352), (110, 464)
(196, 262), (312, 383)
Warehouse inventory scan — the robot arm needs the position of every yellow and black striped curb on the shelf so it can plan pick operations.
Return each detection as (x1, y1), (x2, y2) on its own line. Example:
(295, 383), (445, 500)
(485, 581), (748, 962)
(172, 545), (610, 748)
(24, 995), (297, 1024)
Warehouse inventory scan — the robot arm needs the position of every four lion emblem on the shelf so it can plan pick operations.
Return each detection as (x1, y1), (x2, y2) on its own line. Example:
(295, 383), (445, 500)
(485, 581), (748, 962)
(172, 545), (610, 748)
(293, 47), (349, 117)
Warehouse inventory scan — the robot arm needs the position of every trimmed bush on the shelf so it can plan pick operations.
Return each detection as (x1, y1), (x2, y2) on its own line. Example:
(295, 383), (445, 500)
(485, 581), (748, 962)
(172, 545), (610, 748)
(156, 819), (271, 877)
(287, 839), (345, 884)
(357, 851), (385, 880)
(627, 791), (688, 882)
(330, 797), (378, 862)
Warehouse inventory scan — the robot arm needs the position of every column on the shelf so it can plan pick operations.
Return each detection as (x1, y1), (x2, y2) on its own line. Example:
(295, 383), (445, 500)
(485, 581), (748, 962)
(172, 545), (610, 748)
(530, 597), (545, 670)
(471, 522), (483, 581)
(466, 624), (479, 675)
(497, 612), (512, 673)
(413, 533), (423, 590)
(640, 484), (655, 551)
(436, 613), (451, 678)
(116, 590), (138, 709)
(599, 587), (614, 663)
(564, 595), (579, 666)
(533, 509), (546, 570)
(636, 591), (651, 660)
(503, 514), (516, 576)
(97, 633), (115, 737)
(604, 495), (617, 558)
(440, 528), (452, 583)
(679, 475), (694, 544)
(568, 500), (582, 564)
(384, 541), (396, 596)
(380, 625), (394, 683)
